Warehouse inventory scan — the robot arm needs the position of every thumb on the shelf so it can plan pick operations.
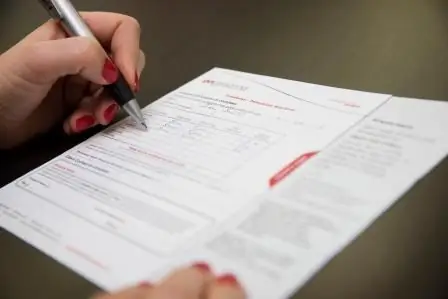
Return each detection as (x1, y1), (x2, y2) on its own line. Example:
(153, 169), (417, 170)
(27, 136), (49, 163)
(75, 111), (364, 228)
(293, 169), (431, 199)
(17, 36), (117, 85)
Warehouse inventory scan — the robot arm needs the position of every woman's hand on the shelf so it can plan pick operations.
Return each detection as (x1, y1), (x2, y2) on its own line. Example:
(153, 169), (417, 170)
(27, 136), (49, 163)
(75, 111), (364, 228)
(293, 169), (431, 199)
(0, 12), (145, 149)
(93, 263), (246, 299)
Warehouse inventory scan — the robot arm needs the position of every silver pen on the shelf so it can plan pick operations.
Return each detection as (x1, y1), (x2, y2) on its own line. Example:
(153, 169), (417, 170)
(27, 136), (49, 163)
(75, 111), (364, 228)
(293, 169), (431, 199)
(37, 0), (147, 130)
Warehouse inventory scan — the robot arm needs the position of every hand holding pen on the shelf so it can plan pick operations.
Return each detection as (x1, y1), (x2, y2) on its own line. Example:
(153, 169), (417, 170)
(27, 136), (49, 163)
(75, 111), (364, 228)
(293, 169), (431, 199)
(0, 8), (146, 147)
(37, 0), (147, 130)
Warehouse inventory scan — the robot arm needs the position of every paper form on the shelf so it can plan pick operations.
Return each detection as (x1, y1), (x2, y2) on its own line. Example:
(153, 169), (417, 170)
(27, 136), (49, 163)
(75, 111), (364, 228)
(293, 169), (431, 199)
(169, 96), (448, 299)
(0, 67), (413, 295)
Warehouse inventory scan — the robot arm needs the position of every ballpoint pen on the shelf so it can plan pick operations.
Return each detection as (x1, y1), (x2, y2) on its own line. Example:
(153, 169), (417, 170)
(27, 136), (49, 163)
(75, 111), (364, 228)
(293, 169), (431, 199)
(37, 0), (147, 130)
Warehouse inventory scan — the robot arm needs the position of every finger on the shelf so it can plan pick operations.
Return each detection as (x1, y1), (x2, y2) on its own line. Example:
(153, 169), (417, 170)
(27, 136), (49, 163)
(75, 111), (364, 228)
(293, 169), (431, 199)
(208, 274), (246, 299)
(16, 36), (118, 87)
(18, 12), (141, 88)
(20, 12), (140, 91)
(92, 96), (119, 126)
(63, 96), (98, 134)
(92, 50), (146, 125)
(151, 262), (214, 299)
(81, 12), (142, 90)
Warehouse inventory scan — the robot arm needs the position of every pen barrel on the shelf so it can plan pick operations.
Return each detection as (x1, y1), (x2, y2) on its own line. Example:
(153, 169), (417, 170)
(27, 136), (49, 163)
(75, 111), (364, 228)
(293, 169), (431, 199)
(104, 73), (136, 106)
(40, 0), (96, 38)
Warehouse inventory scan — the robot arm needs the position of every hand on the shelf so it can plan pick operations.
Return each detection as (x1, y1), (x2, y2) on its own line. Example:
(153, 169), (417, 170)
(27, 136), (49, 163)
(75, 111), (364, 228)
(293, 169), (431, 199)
(92, 263), (246, 299)
(0, 12), (145, 149)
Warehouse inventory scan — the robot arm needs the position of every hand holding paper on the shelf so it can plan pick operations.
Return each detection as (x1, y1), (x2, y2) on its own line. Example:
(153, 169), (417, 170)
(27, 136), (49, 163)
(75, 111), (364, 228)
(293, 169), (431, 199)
(91, 262), (246, 299)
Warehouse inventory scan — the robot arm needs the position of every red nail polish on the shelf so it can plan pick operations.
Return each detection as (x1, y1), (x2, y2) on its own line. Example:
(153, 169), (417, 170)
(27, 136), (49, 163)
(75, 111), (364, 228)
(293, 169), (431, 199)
(102, 59), (118, 83)
(192, 262), (211, 273)
(75, 115), (95, 132)
(216, 274), (239, 286)
(134, 72), (140, 92)
(138, 281), (152, 288)
(104, 103), (118, 123)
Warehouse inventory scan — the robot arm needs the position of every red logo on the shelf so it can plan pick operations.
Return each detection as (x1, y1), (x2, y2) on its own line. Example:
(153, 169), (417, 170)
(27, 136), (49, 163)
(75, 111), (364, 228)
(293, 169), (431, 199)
(269, 151), (318, 187)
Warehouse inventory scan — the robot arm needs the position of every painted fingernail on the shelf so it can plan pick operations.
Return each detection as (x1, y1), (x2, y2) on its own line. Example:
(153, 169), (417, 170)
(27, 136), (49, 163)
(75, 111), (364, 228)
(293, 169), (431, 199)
(216, 274), (239, 286)
(192, 262), (211, 273)
(102, 59), (118, 83)
(104, 103), (118, 123)
(138, 281), (152, 288)
(75, 115), (95, 132)
(134, 72), (140, 92)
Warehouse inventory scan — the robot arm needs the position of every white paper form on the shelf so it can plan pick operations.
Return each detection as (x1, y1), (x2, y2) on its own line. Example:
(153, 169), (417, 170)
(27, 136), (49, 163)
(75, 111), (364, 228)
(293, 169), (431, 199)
(0, 68), (390, 290)
(172, 97), (448, 299)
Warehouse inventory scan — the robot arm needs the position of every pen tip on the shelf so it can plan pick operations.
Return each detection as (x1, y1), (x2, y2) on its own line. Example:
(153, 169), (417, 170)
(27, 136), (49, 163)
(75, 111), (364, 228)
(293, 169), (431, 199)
(140, 122), (148, 131)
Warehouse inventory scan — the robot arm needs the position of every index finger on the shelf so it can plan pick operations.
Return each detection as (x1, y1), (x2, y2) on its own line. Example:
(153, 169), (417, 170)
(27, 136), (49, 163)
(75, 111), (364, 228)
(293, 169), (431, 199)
(82, 12), (142, 89)
(27, 12), (142, 89)
(25, 12), (141, 89)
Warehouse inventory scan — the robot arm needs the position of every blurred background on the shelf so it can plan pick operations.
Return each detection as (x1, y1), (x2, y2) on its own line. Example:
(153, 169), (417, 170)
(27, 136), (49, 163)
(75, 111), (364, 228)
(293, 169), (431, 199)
(0, 1), (448, 299)
(2, 0), (448, 102)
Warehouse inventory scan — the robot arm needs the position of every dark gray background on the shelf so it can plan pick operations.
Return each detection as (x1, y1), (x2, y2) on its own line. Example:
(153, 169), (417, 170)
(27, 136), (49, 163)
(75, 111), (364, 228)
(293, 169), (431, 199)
(0, 0), (447, 298)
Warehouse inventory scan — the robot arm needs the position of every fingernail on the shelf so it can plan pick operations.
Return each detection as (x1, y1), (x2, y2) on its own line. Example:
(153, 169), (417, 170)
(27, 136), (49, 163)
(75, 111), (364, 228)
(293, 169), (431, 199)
(134, 72), (140, 92)
(216, 274), (239, 286)
(192, 262), (211, 273)
(102, 59), (118, 83)
(104, 103), (118, 123)
(138, 281), (152, 288)
(75, 115), (95, 132)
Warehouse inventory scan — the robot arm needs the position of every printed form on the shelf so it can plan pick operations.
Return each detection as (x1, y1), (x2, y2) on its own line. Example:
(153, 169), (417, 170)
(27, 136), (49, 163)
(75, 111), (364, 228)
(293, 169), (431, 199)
(172, 96), (448, 299)
(0, 68), (447, 298)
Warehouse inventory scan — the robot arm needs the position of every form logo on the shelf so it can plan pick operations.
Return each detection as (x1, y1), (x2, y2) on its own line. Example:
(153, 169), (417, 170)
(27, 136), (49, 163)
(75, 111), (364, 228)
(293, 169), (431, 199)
(202, 79), (248, 91)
